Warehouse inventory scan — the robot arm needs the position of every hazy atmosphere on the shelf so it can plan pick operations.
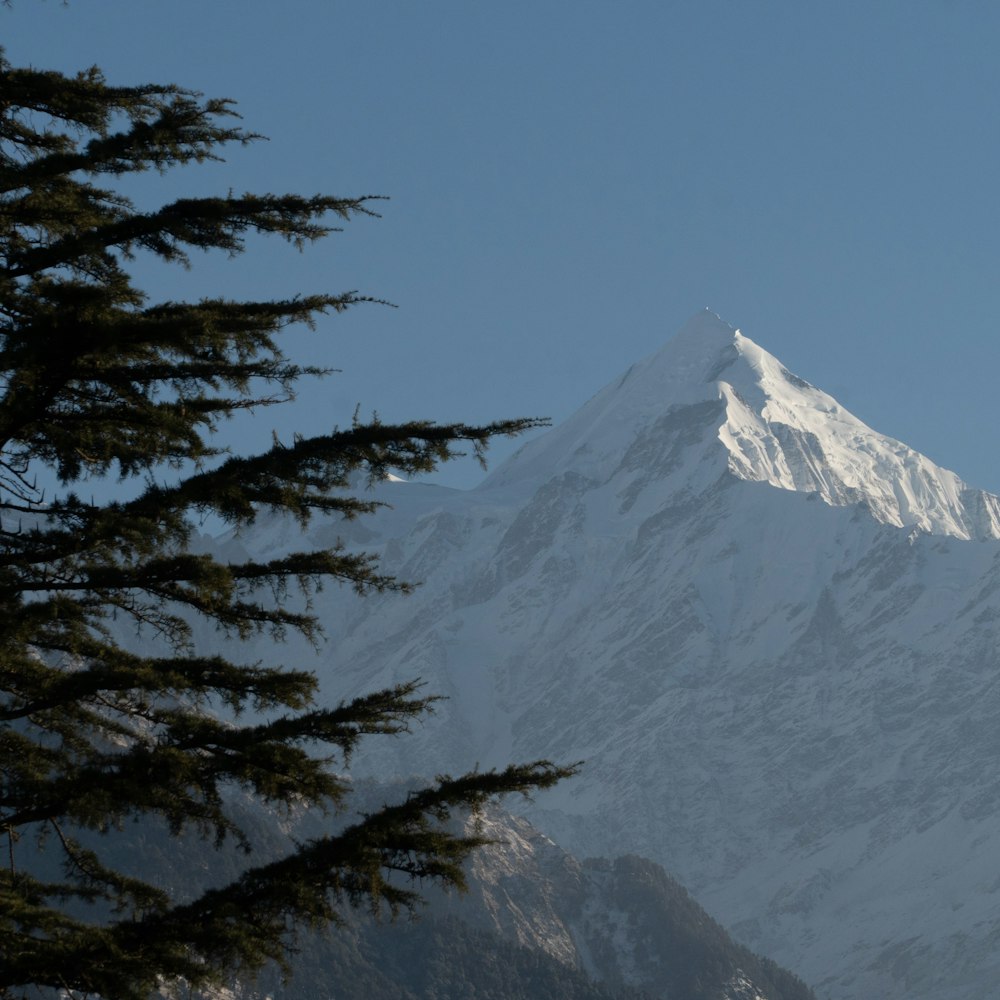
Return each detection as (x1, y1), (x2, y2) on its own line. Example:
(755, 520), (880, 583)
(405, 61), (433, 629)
(9, 5), (1000, 999)
(7, 0), (1000, 489)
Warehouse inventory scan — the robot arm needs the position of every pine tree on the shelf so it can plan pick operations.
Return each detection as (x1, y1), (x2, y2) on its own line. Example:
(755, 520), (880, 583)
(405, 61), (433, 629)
(0, 52), (573, 999)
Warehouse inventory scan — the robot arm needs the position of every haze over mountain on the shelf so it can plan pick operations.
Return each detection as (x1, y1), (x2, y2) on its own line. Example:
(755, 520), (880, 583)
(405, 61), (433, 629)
(210, 311), (1000, 1000)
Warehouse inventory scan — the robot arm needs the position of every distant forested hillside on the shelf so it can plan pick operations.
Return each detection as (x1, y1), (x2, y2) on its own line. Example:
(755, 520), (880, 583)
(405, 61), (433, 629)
(104, 788), (815, 1000)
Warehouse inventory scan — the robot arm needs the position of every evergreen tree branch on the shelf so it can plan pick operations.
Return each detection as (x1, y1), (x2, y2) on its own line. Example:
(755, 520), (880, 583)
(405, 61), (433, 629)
(5, 193), (381, 278)
(0, 47), (572, 1000)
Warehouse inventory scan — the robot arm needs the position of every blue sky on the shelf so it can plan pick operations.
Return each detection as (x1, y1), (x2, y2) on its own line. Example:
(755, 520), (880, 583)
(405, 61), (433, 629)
(7, 1), (1000, 490)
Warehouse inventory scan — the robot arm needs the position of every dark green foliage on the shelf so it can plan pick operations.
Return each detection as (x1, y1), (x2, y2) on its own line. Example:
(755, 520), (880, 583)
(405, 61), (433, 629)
(88, 789), (814, 1000)
(0, 50), (573, 999)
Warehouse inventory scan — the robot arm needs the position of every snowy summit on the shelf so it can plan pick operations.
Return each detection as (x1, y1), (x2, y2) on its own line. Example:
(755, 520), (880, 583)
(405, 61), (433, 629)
(487, 309), (1000, 540)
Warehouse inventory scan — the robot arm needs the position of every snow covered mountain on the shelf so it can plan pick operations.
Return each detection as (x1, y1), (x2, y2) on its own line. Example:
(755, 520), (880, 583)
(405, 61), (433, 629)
(483, 309), (1000, 540)
(213, 311), (1000, 1000)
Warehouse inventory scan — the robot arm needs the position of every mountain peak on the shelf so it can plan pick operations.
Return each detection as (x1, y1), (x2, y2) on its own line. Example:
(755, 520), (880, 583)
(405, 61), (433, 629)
(667, 308), (739, 356)
(622, 308), (741, 398)
(484, 312), (1000, 540)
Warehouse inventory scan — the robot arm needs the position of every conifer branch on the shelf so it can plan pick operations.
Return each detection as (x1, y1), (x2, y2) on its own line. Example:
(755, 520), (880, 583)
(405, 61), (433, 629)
(0, 46), (568, 1000)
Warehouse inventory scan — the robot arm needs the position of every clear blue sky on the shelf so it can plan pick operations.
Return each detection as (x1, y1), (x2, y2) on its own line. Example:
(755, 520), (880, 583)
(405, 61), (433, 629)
(7, 1), (1000, 491)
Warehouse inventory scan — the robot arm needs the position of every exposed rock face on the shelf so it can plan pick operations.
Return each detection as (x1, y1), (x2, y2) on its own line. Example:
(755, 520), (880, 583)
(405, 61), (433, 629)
(246, 801), (814, 1000)
(145, 797), (813, 1000)
(438, 806), (815, 1000)
(207, 312), (1000, 999)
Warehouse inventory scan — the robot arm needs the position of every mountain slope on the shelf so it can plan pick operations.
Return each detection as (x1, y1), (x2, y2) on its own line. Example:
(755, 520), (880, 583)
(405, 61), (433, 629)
(272, 804), (816, 1000)
(108, 790), (810, 1000)
(209, 312), (1000, 1000)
